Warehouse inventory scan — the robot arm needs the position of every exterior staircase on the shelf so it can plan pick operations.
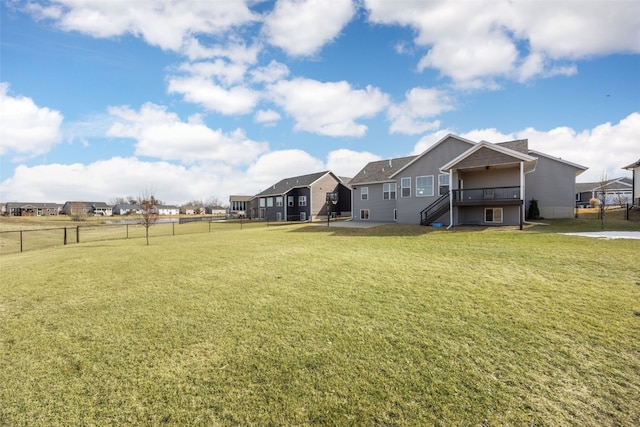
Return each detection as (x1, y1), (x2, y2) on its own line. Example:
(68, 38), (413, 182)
(420, 192), (450, 226)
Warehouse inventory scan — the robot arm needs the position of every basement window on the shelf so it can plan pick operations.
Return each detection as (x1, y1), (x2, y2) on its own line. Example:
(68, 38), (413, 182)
(485, 208), (503, 223)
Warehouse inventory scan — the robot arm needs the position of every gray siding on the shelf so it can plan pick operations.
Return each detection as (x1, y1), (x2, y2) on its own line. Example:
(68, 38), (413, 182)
(395, 137), (473, 225)
(352, 183), (397, 222)
(525, 156), (579, 218)
(458, 206), (521, 225)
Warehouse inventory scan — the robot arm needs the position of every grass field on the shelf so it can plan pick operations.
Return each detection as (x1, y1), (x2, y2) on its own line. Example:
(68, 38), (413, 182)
(1, 215), (639, 425)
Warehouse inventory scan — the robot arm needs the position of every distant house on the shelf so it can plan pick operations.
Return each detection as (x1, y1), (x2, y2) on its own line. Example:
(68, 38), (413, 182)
(575, 177), (633, 207)
(62, 201), (113, 216)
(623, 158), (640, 207)
(156, 205), (180, 215)
(180, 205), (200, 215)
(4, 202), (61, 217)
(250, 171), (351, 222)
(113, 204), (141, 215)
(228, 195), (252, 217)
(205, 206), (226, 216)
(350, 134), (587, 227)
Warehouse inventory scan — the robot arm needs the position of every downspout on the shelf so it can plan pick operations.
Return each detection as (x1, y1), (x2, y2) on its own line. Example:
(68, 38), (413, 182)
(447, 168), (454, 229)
(520, 161), (525, 229)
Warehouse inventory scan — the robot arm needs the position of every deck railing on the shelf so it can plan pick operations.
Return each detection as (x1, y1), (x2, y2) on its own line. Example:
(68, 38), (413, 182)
(452, 186), (521, 203)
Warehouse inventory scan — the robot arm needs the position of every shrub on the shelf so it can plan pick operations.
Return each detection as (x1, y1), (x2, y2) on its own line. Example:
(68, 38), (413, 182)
(589, 197), (600, 208)
(527, 198), (540, 220)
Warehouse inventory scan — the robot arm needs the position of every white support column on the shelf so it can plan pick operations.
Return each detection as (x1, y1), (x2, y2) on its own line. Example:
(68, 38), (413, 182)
(448, 168), (454, 228)
(520, 161), (525, 222)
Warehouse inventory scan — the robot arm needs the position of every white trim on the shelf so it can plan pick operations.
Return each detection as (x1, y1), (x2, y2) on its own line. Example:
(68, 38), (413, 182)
(440, 141), (537, 172)
(416, 175), (434, 197)
(485, 207), (503, 223)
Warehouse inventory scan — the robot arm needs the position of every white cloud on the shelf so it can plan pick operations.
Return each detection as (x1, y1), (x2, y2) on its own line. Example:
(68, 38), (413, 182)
(0, 83), (63, 160)
(326, 149), (381, 177)
(388, 87), (453, 135)
(412, 112), (640, 183)
(254, 109), (281, 125)
(263, 0), (355, 57)
(107, 103), (268, 164)
(25, 0), (258, 54)
(364, 0), (640, 87)
(176, 60), (248, 86)
(167, 76), (260, 115)
(246, 149), (326, 190)
(250, 60), (290, 84)
(268, 78), (389, 137)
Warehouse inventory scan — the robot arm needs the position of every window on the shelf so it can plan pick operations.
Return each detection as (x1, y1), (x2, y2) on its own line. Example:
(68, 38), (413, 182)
(299, 196), (307, 206)
(361, 187), (368, 200)
(360, 209), (370, 220)
(401, 177), (411, 197)
(300, 212), (307, 221)
(275, 196), (283, 207)
(485, 208), (503, 223)
(288, 196), (294, 207)
(438, 174), (450, 196)
(416, 176), (434, 197)
(394, 209), (397, 221)
(383, 183), (396, 200)
(259, 198), (266, 207)
(267, 197), (274, 207)
(276, 212), (282, 221)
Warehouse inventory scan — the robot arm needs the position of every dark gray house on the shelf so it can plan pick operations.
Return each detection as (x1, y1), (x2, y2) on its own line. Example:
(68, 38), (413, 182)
(250, 171), (351, 222)
(4, 202), (61, 216)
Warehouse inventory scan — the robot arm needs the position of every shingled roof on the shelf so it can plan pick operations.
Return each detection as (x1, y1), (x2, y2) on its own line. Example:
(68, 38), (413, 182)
(349, 156), (417, 185)
(255, 171), (335, 197)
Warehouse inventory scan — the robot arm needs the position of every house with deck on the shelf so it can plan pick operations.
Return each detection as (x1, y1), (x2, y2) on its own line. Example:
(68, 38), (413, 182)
(623, 159), (640, 207)
(4, 202), (61, 216)
(350, 134), (587, 227)
(250, 171), (351, 222)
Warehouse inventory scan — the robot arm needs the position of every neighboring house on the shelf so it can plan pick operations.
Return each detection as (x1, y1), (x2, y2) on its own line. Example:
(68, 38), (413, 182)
(228, 195), (252, 217)
(623, 158), (640, 206)
(351, 134), (587, 227)
(250, 171), (351, 222)
(62, 201), (113, 216)
(205, 206), (226, 216)
(180, 205), (200, 215)
(156, 205), (180, 215)
(4, 202), (61, 216)
(575, 177), (633, 207)
(112, 204), (141, 215)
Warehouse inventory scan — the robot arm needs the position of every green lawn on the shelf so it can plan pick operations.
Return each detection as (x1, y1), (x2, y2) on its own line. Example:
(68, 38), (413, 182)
(1, 223), (639, 426)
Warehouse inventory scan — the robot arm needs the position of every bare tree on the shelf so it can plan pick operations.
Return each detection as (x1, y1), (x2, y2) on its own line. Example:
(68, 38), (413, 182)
(70, 202), (87, 221)
(597, 171), (608, 230)
(137, 193), (159, 245)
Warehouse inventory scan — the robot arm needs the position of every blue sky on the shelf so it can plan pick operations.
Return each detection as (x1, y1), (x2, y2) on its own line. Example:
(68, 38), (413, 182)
(1, 0), (639, 205)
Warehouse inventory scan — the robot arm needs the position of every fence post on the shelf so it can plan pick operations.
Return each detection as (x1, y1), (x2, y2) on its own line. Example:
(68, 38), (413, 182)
(126, 224), (129, 239)
(20, 230), (23, 253)
(173, 222), (175, 236)
(209, 220), (211, 232)
(77, 226), (80, 243)
(64, 227), (67, 245)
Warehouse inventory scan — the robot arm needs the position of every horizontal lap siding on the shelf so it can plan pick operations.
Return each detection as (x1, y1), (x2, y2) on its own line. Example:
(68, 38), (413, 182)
(352, 183), (396, 222)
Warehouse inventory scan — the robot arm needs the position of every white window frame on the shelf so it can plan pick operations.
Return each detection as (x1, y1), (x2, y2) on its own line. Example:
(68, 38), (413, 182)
(288, 196), (294, 207)
(300, 212), (307, 221)
(299, 196), (307, 206)
(383, 183), (396, 200)
(438, 174), (450, 196)
(267, 197), (274, 207)
(276, 212), (282, 221)
(259, 198), (266, 207)
(485, 208), (503, 223)
(416, 175), (434, 197)
(361, 187), (368, 200)
(401, 177), (411, 197)
(275, 196), (283, 207)
(360, 209), (370, 220)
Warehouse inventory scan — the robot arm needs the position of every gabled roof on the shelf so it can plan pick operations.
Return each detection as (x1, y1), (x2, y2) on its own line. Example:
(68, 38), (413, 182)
(576, 177), (632, 193)
(5, 202), (60, 208)
(623, 158), (640, 170)
(440, 141), (537, 172)
(229, 195), (253, 202)
(350, 156), (417, 185)
(255, 171), (339, 197)
(389, 134), (476, 178)
(528, 150), (588, 176)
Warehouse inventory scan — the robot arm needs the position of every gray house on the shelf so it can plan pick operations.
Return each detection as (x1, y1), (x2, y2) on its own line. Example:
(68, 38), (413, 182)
(4, 202), (61, 216)
(350, 134), (587, 227)
(62, 201), (112, 216)
(250, 171), (351, 222)
(623, 158), (640, 206)
(575, 177), (633, 207)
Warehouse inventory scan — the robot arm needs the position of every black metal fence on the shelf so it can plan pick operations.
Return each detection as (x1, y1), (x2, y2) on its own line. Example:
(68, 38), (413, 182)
(0, 219), (270, 255)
